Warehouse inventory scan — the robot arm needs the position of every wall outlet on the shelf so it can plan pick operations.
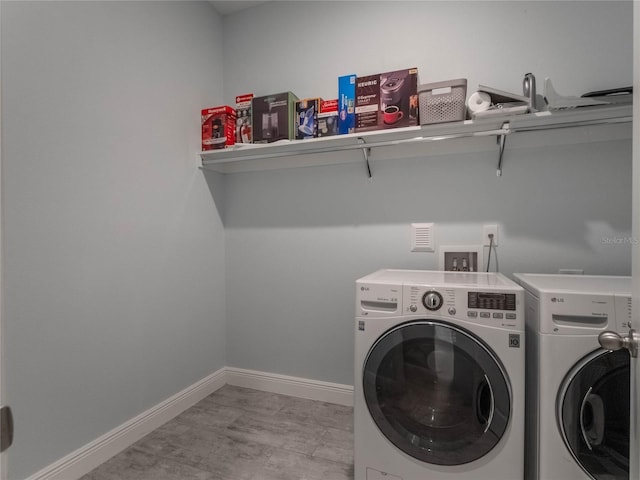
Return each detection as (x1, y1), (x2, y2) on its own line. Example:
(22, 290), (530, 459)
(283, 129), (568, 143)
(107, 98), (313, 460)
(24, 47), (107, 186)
(483, 224), (499, 246)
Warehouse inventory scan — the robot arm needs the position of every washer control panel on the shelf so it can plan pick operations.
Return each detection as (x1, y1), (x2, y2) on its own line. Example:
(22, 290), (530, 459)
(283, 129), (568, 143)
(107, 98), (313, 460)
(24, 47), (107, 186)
(405, 285), (523, 329)
(468, 292), (516, 311)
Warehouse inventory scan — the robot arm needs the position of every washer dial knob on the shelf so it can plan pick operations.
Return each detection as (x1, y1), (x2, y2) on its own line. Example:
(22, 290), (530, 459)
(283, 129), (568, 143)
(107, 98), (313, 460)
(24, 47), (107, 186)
(422, 291), (443, 311)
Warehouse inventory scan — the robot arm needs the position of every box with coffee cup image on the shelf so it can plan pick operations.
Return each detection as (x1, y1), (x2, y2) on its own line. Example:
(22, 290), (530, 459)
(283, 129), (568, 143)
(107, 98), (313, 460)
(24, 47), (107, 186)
(379, 67), (419, 129)
(252, 91), (299, 143)
(355, 68), (419, 132)
(295, 98), (322, 140)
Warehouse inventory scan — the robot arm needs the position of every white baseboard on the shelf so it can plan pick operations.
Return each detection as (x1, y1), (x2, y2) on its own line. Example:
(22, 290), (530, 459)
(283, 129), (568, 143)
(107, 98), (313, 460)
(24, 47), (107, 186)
(26, 368), (227, 480)
(225, 367), (354, 407)
(25, 367), (353, 480)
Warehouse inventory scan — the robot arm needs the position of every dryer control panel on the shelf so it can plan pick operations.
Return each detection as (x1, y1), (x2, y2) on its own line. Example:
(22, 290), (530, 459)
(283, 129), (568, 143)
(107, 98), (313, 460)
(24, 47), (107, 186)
(537, 292), (630, 335)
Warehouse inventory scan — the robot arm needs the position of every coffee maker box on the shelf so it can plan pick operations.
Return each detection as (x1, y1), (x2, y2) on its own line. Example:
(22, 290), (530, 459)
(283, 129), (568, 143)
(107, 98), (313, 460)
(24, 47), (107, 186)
(317, 99), (338, 137)
(295, 98), (322, 140)
(235, 93), (253, 144)
(355, 74), (380, 132)
(355, 68), (419, 132)
(338, 74), (356, 135)
(379, 67), (419, 129)
(201, 105), (236, 151)
(252, 92), (299, 143)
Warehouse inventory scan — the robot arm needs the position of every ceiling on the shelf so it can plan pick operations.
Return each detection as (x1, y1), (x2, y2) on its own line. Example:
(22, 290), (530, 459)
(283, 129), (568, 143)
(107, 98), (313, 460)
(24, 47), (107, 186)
(209, 1), (268, 16)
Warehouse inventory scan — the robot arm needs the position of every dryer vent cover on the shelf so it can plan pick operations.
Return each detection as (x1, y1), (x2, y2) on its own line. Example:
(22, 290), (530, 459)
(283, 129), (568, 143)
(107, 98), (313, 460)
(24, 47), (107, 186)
(411, 223), (434, 252)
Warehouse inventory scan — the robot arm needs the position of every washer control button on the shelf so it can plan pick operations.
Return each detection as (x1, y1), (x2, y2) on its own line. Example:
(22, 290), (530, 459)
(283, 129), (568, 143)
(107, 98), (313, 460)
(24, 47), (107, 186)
(409, 305), (418, 313)
(506, 313), (517, 320)
(422, 291), (443, 311)
(448, 307), (456, 315)
(480, 312), (491, 318)
(493, 312), (504, 319)
(467, 311), (478, 318)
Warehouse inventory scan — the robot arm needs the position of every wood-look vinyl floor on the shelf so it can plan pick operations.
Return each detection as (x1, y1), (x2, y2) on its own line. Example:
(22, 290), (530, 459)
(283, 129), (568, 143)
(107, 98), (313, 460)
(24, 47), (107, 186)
(80, 385), (354, 480)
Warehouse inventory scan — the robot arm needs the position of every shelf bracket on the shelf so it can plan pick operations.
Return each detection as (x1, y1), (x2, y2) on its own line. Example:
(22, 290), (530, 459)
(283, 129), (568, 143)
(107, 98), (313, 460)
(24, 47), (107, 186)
(496, 122), (510, 177)
(358, 138), (372, 178)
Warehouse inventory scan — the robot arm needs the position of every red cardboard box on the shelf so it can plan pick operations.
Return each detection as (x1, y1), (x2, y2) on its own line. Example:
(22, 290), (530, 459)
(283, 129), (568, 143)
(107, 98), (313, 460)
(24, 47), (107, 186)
(202, 106), (236, 151)
(318, 99), (338, 137)
(235, 94), (253, 143)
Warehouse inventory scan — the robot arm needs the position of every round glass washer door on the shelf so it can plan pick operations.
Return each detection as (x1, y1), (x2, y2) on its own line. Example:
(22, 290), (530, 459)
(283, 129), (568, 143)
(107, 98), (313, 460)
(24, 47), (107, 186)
(558, 348), (629, 480)
(363, 320), (511, 466)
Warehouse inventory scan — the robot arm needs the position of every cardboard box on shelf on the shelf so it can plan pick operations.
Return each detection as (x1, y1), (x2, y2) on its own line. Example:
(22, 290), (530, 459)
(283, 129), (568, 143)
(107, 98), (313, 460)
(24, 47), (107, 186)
(201, 106), (236, 151)
(317, 99), (338, 137)
(235, 93), (253, 143)
(380, 68), (419, 129)
(295, 98), (322, 140)
(355, 74), (380, 132)
(355, 67), (419, 132)
(338, 74), (356, 135)
(252, 92), (299, 143)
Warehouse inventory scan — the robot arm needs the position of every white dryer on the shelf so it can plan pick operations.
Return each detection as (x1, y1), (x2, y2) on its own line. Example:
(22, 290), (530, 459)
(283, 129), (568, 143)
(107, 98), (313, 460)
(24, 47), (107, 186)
(354, 269), (525, 480)
(513, 273), (631, 480)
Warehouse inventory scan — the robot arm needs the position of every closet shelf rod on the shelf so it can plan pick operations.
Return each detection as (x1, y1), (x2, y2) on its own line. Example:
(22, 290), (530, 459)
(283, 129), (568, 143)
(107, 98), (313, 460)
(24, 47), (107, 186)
(509, 115), (632, 133)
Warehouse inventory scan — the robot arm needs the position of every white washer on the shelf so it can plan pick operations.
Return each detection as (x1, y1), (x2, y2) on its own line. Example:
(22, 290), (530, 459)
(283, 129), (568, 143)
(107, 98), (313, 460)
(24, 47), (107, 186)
(355, 269), (525, 480)
(513, 273), (631, 480)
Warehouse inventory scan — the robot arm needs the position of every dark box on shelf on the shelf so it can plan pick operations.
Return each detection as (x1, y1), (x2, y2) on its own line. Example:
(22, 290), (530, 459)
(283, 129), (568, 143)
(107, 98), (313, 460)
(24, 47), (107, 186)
(252, 92), (299, 143)
(355, 68), (419, 132)
(354, 74), (379, 132)
(201, 105), (236, 151)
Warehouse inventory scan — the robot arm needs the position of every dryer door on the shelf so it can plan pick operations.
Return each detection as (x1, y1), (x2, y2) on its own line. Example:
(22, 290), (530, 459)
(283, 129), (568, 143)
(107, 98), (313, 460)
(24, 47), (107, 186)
(362, 320), (511, 466)
(559, 349), (629, 480)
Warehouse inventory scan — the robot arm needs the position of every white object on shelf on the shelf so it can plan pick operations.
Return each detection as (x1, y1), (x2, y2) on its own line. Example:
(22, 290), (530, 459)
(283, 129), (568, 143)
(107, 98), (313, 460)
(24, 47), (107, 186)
(543, 78), (609, 110)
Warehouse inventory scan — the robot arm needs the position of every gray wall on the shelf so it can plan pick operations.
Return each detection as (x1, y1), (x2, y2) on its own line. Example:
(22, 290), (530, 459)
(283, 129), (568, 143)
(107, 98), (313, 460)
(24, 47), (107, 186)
(0, 1), (633, 478)
(1, 2), (226, 479)
(220, 1), (633, 386)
